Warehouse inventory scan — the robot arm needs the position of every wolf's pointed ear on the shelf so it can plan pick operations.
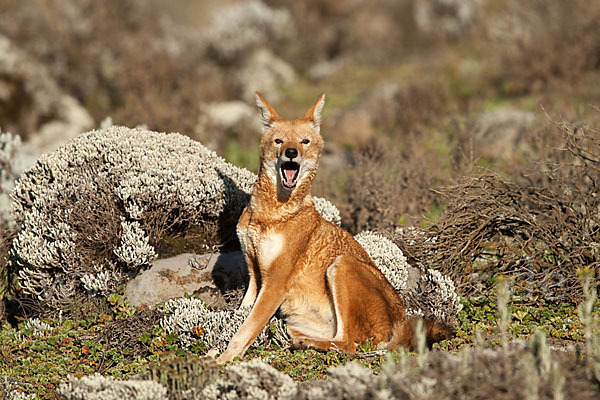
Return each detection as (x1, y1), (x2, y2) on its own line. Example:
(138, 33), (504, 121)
(303, 93), (326, 133)
(255, 92), (281, 133)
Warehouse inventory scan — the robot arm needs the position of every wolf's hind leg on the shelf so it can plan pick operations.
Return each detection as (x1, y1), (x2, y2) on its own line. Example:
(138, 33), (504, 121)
(290, 255), (375, 353)
(321, 255), (398, 352)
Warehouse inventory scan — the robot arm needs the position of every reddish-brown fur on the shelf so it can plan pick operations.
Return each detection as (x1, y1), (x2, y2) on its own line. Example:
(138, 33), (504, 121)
(216, 93), (452, 363)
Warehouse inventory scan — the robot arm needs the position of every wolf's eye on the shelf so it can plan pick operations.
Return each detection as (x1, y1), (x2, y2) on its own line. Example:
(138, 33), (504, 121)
(274, 139), (283, 144)
(301, 139), (310, 145)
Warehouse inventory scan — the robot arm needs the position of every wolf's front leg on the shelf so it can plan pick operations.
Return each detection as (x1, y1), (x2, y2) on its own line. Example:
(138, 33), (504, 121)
(240, 256), (259, 308)
(217, 284), (285, 363)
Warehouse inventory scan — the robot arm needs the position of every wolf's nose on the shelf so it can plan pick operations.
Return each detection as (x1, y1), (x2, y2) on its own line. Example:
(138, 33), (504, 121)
(285, 148), (298, 159)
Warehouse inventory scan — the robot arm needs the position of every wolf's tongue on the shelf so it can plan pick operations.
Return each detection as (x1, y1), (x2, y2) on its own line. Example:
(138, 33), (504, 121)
(284, 169), (296, 185)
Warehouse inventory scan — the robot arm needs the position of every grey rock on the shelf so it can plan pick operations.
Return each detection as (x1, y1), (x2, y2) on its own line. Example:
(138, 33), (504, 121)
(325, 82), (400, 145)
(194, 100), (259, 151)
(405, 266), (423, 292)
(473, 108), (536, 160)
(125, 252), (248, 308)
(308, 59), (345, 82)
(200, 101), (257, 132)
(414, 0), (484, 38)
(233, 48), (296, 103)
(206, 1), (293, 63)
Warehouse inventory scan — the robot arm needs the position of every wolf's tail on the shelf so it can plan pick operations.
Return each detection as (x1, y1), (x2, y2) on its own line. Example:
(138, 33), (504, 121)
(390, 317), (455, 350)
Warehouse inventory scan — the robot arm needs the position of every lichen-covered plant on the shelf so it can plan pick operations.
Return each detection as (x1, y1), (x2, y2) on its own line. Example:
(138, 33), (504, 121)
(355, 231), (462, 324)
(58, 373), (167, 400)
(354, 231), (409, 291)
(113, 220), (157, 267)
(2, 377), (36, 400)
(158, 297), (288, 353)
(202, 358), (298, 400)
(14, 317), (52, 343)
(299, 362), (382, 400)
(9, 126), (256, 306)
(9, 126), (341, 308)
(312, 196), (341, 226)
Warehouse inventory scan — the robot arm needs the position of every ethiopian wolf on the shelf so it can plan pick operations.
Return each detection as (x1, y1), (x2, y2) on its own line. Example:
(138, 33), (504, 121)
(216, 93), (452, 363)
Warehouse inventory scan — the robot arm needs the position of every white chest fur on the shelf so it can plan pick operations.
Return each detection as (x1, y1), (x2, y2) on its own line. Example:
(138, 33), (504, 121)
(257, 232), (283, 268)
(236, 225), (250, 255)
(239, 223), (284, 270)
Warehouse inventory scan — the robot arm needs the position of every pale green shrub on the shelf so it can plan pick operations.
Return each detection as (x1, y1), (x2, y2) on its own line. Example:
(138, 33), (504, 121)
(9, 126), (341, 309)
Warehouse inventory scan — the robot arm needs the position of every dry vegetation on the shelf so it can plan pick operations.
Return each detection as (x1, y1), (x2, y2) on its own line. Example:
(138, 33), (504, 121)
(483, 0), (600, 95)
(1, 0), (600, 398)
(391, 116), (600, 302)
(0, 0), (224, 136)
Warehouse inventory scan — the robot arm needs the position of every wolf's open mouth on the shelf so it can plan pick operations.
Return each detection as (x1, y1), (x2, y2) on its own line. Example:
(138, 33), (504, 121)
(281, 161), (300, 189)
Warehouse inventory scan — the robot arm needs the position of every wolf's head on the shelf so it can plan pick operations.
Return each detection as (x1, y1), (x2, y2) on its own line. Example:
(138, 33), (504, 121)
(255, 92), (325, 196)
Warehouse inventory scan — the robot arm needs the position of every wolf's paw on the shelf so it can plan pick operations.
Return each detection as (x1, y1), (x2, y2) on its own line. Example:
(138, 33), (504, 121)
(290, 337), (307, 350)
(205, 349), (219, 358)
(216, 350), (235, 364)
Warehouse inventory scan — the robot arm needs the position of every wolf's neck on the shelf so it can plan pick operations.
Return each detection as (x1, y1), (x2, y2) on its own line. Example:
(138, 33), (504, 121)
(250, 167), (313, 218)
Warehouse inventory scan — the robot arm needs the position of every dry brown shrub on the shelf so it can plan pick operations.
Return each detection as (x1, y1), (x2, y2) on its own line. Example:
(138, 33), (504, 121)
(93, 307), (163, 362)
(483, 0), (600, 94)
(46, 160), (229, 278)
(385, 341), (599, 399)
(316, 136), (441, 233)
(63, 171), (123, 275)
(395, 116), (600, 302)
(0, 226), (16, 320)
(388, 81), (452, 133)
